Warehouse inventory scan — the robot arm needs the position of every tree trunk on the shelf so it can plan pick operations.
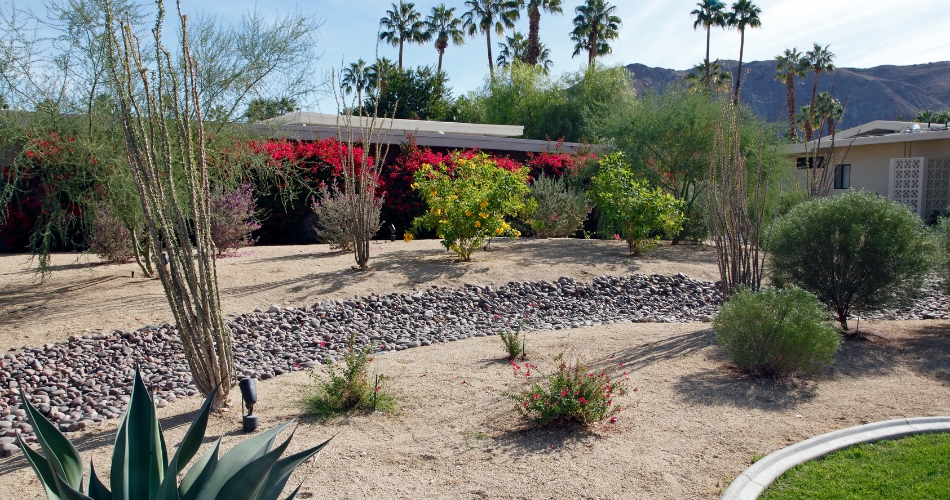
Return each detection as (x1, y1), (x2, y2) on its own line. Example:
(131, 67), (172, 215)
(398, 39), (404, 71)
(809, 68), (821, 120)
(436, 39), (447, 73)
(786, 74), (796, 140)
(526, 4), (541, 65)
(588, 25), (598, 69)
(486, 29), (494, 77)
(733, 28), (745, 104)
(705, 26), (712, 89)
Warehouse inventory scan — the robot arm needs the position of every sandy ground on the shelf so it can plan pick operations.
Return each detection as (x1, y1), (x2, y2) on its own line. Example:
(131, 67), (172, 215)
(0, 238), (717, 352)
(1, 319), (948, 499)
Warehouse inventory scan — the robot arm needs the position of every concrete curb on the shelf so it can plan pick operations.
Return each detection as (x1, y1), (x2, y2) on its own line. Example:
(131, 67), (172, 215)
(720, 416), (950, 500)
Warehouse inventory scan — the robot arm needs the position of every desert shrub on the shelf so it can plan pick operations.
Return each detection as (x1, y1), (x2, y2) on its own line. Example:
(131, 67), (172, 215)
(589, 152), (685, 254)
(528, 176), (591, 238)
(512, 354), (627, 427)
(768, 190), (935, 332)
(311, 183), (354, 251)
(411, 152), (530, 261)
(303, 335), (393, 418)
(86, 204), (134, 263)
(714, 287), (841, 376)
(499, 319), (526, 360)
(934, 216), (950, 292)
(209, 184), (261, 255)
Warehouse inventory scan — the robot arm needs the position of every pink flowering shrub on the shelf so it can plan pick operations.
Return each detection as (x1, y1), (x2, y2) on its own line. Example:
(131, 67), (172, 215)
(210, 184), (261, 255)
(512, 353), (627, 427)
(86, 205), (134, 264)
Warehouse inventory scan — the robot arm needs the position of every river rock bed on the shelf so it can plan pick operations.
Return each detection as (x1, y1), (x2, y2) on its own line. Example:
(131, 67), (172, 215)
(0, 272), (946, 456)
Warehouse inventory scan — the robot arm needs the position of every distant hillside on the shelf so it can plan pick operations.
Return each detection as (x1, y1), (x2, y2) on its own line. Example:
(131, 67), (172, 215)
(625, 60), (950, 129)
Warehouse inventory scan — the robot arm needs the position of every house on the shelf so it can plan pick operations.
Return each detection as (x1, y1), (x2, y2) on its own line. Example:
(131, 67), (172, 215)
(252, 112), (593, 162)
(786, 120), (950, 219)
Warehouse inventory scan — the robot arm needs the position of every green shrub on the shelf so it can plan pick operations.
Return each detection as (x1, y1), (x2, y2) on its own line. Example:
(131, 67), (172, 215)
(768, 190), (935, 331)
(588, 152), (685, 254)
(498, 319), (526, 360)
(527, 176), (591, 238)
(411, 152), (530, 261)
(934, 216), (950, 292)
(17, 369), (329, 500)
(303, 335), (393, 418)
(713, 287), (841, 376)
(511, 354), (627, 427)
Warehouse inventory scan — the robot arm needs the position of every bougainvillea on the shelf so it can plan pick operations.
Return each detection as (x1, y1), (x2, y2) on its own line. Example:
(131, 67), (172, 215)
(524, 141), (597, 180)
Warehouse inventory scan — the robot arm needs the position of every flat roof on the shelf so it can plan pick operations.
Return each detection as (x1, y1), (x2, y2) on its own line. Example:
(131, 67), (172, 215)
(786, 120), (950, 154)
(263, 111), (524, 138)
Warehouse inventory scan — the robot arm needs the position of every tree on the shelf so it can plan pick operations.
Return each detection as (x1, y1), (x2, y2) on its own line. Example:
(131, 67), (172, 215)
(935, 111), (950, 125)
(425, 4), (466, 74)
(684, 60), (732, 94)
(570, 0), (622, 69)
(243, 97), (298, 122)
(367, 57), (398, 96)
(497, 32), (553, 74)
(815, 91), (844, 137)
(727, 0), (761, 103)
(462, 0), (522, 78)
(0, 94), (8, 110)
(342, 59), (371, 106)
(804, 42), (835, 140)
(914, 109), (936, 128)
(774, 48), (808, 140)
(105, 0), (234, 406)
(691, 0), (728, 91)
(367, 66), (458, 121)
(525, 0), (563, 66)
(379, 1), (426, 71)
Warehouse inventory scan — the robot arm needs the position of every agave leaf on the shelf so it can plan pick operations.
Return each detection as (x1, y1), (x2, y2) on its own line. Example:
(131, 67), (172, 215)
(18, 432), (62, 500)
(109, 412), (128, 498)
(86, 460), (112, 500)
(155, 452), (182, 500)
(259, 435), (332, 500)
(180, 439), (220, 500)
(175, 386), (218, 473)
(193, 421), (294, 500)
(110, 369), (167, 500)
(212, 432), (293, 500)
(52, 473), (95, 500)
(19, 389), (84, 489)
(282, 484), (302, 500)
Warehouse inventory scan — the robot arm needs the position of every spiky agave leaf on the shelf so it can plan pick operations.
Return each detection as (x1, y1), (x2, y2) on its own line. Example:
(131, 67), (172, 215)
(110, 369), (168, 500)
(18, 389), (84, 496)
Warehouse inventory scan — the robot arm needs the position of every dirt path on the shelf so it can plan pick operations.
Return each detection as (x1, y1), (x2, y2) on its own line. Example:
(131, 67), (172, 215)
(0, 239), (717, 352)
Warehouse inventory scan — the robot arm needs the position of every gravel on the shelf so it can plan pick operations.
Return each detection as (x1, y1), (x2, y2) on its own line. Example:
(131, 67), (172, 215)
(0, 272), (946, 452)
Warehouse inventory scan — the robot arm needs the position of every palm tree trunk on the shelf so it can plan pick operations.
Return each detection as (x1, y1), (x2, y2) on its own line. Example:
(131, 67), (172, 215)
(786, 74), (796, 140)
(705, 26), (712, 88)
(486, 29), (494, 77)
(809, 69), (820, 117)
(733, 28), (745, 104)
(398, 39), (404, 71)
(437, 48), (444, 74)
(588, 25), (598, 69)
(526, 4), (541, 65)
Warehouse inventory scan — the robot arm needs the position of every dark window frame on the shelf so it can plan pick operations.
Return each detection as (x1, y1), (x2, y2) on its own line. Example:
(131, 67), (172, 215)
(796, 156), (826, 169)
(834, 164), (851, 189)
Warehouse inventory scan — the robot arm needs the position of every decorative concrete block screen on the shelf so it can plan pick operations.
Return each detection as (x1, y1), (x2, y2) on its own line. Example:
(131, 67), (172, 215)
(889, 157), (950, 220)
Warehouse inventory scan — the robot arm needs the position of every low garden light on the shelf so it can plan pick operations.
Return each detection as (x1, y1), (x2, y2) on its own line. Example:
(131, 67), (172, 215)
(239, 377), (259, 432)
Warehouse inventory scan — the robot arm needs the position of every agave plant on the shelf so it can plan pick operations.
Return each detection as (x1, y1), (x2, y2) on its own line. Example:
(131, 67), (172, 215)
(16, 369), (330, 500)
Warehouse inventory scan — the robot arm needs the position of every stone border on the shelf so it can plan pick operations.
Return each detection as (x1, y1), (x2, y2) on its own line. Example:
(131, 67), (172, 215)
(721, 416), (950, 500)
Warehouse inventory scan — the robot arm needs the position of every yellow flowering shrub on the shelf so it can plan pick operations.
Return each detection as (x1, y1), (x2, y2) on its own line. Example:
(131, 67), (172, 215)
(411, 153), (530, 261)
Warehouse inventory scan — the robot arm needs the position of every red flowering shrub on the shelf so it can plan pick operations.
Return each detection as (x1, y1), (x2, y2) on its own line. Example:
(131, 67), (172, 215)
(210, 184), (261, 255)
(524, 141), (598, 181)
(512, 353), (627, 427)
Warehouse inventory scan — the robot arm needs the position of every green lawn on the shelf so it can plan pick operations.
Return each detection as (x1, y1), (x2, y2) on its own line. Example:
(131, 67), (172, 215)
(760, 432), (950, 500)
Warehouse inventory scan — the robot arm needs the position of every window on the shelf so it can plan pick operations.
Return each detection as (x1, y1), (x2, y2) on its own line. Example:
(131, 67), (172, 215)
(834, 164), (851, 189)
(796, 156), (826, 169)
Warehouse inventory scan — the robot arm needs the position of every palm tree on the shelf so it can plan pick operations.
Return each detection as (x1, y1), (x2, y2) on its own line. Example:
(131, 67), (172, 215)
(727, 0), (761, 103)
(774, 48), (808, 140)
(425, 4), (466, 74)
(685, 60), (731, 94)
(815, 91), (844, 137)
(935, 111), (950, 125)
(462, 0), (522, 78)
(691, 0), (728, 90)
(805, 43), (835, 118)
(525, 0), (562, 65)
(341, 59), (371, 106)
(497, 31), (554, 74)
(570, 0), (622, 69)
(367, 58), (398, 97)
(379, 1), (427, 71)
(797, 104), (813, 142)
(914, 109), (936, 128)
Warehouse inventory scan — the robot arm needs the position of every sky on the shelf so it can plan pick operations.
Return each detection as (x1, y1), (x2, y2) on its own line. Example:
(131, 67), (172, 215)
(18, 0), (950, 111)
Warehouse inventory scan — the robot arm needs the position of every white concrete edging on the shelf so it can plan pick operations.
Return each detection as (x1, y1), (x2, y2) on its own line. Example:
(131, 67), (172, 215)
(721, 416), (950, 500)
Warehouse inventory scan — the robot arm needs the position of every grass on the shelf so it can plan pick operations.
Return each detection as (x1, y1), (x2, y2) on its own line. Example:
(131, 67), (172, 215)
(760, 432), (950, 500)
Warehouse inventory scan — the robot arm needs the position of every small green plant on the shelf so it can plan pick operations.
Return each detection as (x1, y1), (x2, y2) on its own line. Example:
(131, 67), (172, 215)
(713, 286), (841, 376)
(934, 215), (950, 292)
(589, 152), (685, 255)
(527, 175), (591, 238)
(511, 354), (628, 427)
(411, 152), (530, 261)
(498, 319), (526, 360)
(303, 335), (394, 418)
(17, 369), (329, 500)
(768, 190), (936, 332)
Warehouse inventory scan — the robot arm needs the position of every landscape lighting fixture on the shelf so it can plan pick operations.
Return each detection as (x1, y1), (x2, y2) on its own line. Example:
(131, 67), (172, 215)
(239, 377), (259, 432)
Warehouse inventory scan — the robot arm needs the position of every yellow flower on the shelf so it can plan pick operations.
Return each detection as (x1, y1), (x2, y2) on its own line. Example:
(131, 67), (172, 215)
(474, 221), (481, 228)
(431, 190), (438, 197)
(514, 230), (521, 237)
(410, 183), (418, 189)
(465, 211), (472, 217)
(439, 219), (447, 224)
(479, 200), (488, 209)
(403, 232), (414, 243)
(451, 194), (458, 200)
(439, 234), (445, 239)
(495, 227), (504, 235)
(434, 208), (441, 215)
(479, 212), (488, 219)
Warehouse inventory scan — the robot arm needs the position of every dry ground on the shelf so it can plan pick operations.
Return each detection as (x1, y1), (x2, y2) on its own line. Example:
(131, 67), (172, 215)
(0, 238), (716, 351)
(1, 320), (948, 499)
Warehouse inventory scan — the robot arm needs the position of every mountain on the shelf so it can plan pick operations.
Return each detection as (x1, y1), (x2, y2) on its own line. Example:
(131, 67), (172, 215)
(625, 60), (950, 129)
